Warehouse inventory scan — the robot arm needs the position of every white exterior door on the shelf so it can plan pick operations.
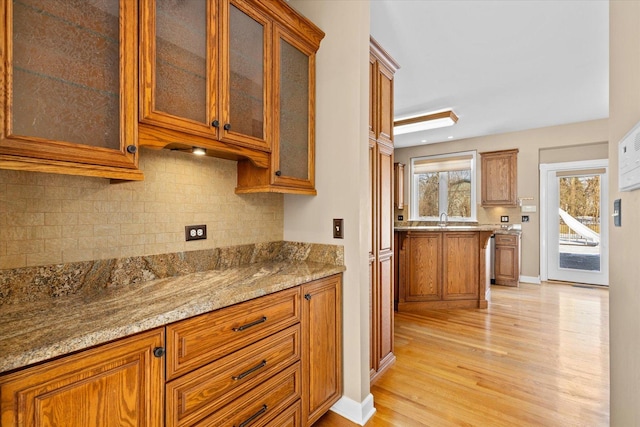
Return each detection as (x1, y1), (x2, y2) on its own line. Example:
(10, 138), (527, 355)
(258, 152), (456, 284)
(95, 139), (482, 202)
(541, 160), (608, 286)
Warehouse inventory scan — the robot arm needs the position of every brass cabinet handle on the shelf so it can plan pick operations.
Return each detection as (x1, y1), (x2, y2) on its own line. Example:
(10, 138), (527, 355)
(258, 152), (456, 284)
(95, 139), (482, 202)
(232, 360), (267, 381)
(232, 316), (267, 332)
(236, 404), (267, 427)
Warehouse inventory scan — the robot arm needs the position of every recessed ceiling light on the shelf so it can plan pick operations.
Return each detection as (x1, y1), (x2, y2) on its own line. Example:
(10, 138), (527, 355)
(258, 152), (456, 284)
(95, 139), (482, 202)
(448, 136), (453, 139)
(421, 139), (427, 143)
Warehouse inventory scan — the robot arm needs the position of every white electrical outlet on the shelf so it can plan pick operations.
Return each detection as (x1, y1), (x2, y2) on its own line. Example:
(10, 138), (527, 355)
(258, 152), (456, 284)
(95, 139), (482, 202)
(521, 205), (537, 213)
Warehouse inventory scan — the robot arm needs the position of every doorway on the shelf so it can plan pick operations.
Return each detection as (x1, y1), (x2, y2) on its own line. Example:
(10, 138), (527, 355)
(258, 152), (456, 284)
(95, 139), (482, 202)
(540, 160), (609, 286)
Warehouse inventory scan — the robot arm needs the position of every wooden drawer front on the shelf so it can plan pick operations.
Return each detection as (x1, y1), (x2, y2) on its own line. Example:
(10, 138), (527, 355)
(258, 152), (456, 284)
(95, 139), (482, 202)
(166, 325), (301, 427)
(495, 234), (517, 246)
(265, 400), (301, 427)
(167, 287), (301, 379)
(194, 362), (301, 427)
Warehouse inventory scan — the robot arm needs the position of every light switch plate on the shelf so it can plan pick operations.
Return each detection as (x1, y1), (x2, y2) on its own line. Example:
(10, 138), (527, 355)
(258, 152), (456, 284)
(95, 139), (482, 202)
(521, 205), (537, 213)
(500, 216), (509, 223)
(333, 219), (344, 239)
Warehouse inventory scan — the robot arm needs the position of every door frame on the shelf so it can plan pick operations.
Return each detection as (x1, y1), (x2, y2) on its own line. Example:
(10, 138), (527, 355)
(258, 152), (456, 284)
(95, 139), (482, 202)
(540, 159), (609, 284)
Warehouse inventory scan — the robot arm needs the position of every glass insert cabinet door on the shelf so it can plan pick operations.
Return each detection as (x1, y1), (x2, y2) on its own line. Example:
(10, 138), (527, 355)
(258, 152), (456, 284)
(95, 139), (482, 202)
(140, 0), (271, 152)
(273, 26), (314, 187)
(1, 0), (138, 169)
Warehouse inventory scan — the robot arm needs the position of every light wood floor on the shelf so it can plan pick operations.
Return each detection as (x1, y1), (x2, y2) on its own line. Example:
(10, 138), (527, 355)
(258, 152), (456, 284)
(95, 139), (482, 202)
(315, 282), (609, 426)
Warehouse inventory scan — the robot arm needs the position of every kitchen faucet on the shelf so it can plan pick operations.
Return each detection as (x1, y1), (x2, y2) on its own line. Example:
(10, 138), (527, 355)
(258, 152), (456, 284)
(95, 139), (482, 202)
(439, 212), (448, 227)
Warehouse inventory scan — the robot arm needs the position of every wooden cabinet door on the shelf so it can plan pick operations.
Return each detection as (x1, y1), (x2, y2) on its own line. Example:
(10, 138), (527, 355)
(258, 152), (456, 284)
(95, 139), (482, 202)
(0, 0), (141, 180)
(140, 0), (271, 152)
(220, 0), (271, 151)
(376, 62), (394, 145)
(0, 329), (164, 427)
(495, 234), (519, 286)
(406, 233), (442, 301)
(443, 233), (479, 300)
(139, 0), (216, 138)
(301, 275), (342, 427)
(271, 25), (315, 189)
(481, 149), (518, 206)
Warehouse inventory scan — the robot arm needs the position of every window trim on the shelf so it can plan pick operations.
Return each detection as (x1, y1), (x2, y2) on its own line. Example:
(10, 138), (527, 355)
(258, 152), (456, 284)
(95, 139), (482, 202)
(410, 150), (477, 221)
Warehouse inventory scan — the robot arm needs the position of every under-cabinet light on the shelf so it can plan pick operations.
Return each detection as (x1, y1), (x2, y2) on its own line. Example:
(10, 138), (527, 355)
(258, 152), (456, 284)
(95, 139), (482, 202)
(192, 147), (206, 156)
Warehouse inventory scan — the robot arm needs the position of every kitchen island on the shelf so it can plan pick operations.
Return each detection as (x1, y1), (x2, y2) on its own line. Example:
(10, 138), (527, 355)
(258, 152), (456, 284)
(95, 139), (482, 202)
(395, 226), (496, 311)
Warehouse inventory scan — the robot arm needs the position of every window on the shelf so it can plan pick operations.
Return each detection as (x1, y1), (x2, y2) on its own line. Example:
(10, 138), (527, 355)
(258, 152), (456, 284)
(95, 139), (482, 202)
(410, 151), (477, 221)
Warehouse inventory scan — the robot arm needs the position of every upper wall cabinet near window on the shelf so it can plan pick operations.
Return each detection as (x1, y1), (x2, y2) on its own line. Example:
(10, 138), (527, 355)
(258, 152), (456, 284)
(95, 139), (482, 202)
(139, 0), (324, 186)
(480, 149), (519, 207)
(0, 0), (143, 180)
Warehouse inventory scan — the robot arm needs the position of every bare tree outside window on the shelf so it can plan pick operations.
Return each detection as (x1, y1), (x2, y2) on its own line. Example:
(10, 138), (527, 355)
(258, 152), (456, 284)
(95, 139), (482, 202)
(411, 151), (477, 221)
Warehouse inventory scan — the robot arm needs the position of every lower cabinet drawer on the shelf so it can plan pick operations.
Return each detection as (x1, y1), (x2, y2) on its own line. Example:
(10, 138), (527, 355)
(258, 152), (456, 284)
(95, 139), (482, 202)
(166, 325), (301, 427)
(265, 400), (301, 427)
(166, 287), (301, 379)
(194, 361), (301, 427)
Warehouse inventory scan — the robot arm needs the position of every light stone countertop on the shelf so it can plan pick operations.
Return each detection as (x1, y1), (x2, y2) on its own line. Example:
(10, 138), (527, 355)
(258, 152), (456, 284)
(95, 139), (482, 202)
(0, 260), (345, 374)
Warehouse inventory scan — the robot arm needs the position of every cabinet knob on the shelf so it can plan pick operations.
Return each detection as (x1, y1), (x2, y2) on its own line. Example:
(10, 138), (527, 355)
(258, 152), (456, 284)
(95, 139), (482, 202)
(304, 294), (311, 301)
(126, 145), (137, 154)
(211, 120), (219, 128)
(153, 347), (165, 358)
(275, 170), (282, 177)
(223, 123), (231, 131)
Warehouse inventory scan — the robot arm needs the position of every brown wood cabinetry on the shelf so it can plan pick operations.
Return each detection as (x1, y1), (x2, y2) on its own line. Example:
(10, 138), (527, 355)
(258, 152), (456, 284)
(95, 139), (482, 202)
(369, 38), (399, 383)
(0, 0), (143, 180)
(301, 274), (343, 427)
(397, 230), (493, 311)
(1, 275), (342, 427)
(236, 21), (321, 194)
(165, 287), (302, 426)
(494, 233), (521, 287)
(139, 0), (324, 194)
(394, 162), (405, 210)
(1, 0), (322, 189)
(481, 149), (519, 206)
(0, 329), (164, 427)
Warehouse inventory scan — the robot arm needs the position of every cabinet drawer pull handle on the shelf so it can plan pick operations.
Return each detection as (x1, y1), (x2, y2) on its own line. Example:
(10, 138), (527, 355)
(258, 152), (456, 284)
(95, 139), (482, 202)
(153, 347), (165, 358)
(126, 145), (137, 154)
(232, 316), (267, 332)
(232, 360), (267, 381)
(275, 170), (282, 176)
(236, 404), (267, 427)
(211, 120), (220, 128)
(224, 123), (231, 131)
(305, 293), (312, 301)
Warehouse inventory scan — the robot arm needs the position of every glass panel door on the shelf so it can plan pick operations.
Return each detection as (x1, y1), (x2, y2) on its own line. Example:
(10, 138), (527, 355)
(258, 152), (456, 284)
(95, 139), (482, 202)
(545, 162), (608, 286)
(278, 37), (309, 180)
(155, 0), (208, 123)
(11, 0), (121, 149)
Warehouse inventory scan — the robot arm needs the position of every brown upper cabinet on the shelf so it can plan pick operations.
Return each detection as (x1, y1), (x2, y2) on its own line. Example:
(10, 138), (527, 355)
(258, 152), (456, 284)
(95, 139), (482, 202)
(235, 18), (322, 194)
(0, 0), (143, 180)
(140, 0), (324, 194)
(139, 0), (272, 156)
(1, 0), (323, 191)
(480, 149), (519, 207)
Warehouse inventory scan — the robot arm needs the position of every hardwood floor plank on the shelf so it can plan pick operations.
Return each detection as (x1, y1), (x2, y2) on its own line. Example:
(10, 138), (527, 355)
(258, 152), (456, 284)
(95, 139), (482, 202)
(314, 282), (609, 426)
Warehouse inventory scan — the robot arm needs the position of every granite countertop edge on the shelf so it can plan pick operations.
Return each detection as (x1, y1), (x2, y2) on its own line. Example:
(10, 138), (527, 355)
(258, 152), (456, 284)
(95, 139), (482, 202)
(0, 261), (345, 375)
(394, 225), (522, 235)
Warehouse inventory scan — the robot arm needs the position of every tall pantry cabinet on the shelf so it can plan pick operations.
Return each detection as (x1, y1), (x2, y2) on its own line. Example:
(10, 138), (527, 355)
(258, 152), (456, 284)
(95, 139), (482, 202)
(369, 38), (399, 382)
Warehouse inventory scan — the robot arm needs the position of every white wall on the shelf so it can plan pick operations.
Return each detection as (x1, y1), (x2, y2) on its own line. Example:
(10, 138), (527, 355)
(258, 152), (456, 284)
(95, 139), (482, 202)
(284, 0), (373, 414)
(609, 1), (640, 424)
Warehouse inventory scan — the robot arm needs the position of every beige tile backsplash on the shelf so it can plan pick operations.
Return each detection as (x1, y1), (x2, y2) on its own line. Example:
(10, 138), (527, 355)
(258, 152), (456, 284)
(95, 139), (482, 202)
(0, 148), (284, 269)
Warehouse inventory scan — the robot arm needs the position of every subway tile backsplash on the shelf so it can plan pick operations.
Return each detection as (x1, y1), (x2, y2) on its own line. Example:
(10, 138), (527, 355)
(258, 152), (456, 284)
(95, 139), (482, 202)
(0, 148), (284, 269)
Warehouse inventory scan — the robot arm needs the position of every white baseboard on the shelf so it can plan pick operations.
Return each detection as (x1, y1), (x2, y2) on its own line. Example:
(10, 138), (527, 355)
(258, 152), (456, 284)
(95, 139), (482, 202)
(330, 394), (376, 426)
(520, 275), (541, 284)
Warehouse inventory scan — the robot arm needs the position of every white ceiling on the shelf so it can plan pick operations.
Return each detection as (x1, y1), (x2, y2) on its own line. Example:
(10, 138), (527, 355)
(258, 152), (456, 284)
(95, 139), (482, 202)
(370, 0), (609, 148)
